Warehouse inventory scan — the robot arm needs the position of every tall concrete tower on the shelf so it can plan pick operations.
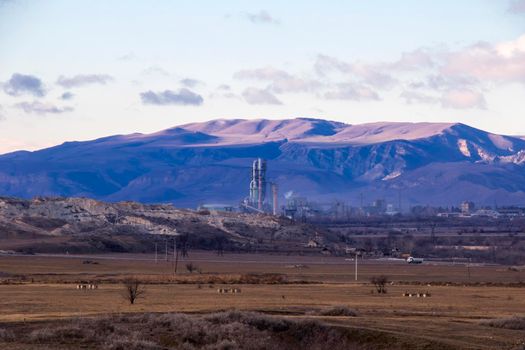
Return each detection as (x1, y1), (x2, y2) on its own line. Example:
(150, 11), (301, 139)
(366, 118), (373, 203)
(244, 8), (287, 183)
(249, 158), (267, 210)
(271, 182), (278, 216)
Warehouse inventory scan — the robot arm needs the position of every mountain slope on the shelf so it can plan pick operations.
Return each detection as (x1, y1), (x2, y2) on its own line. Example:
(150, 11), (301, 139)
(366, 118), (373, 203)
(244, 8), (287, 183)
(1, 118), (525, 207)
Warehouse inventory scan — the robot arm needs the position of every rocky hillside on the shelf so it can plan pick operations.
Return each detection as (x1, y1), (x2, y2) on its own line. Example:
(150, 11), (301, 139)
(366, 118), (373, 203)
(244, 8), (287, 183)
(1, 118), (525, 207)
(0, 197), (326, 253)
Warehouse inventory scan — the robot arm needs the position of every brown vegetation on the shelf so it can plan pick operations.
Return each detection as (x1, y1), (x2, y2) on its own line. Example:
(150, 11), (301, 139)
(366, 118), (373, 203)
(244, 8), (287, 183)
(481, 316), (525, 330)
(0, 311), (458, 350)
(0, 252), (524, 349)
(317, 305), (358, 317)
(0, 328), (14, 342)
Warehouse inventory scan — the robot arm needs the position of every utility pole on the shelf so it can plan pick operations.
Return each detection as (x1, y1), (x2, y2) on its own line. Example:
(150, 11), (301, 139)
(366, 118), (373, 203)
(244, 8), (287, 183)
(165, 239), (168, 262)
(175, 249), (180, 273)
(173, 238), (180, 275)
(467, 258), (471, 281)
(355, 252), (358, 281)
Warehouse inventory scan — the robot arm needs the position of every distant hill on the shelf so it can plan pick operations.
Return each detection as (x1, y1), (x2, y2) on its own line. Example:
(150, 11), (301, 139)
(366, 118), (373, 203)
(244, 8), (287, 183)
(0, 196), (324, 253)
(1, 118), (525, 207)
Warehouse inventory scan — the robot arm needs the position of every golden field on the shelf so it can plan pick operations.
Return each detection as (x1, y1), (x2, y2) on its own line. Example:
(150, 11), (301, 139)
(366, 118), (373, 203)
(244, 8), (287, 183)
(0, 252), (524, 349)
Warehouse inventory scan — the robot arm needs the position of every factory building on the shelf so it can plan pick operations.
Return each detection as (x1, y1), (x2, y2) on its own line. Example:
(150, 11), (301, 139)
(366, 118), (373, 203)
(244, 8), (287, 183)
(461, 201), (475, 215)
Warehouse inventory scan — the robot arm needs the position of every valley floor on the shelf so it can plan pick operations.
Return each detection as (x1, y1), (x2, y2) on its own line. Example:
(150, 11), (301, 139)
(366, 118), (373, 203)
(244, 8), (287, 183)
(0, 252), (524, 349)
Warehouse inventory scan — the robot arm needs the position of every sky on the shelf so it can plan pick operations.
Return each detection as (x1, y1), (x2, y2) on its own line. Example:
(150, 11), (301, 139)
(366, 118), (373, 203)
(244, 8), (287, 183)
(0, 0), (524, 154)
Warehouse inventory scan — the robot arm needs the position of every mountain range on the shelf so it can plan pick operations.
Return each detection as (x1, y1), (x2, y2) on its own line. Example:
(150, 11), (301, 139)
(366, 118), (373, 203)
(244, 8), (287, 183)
(1, 118), (525, 208)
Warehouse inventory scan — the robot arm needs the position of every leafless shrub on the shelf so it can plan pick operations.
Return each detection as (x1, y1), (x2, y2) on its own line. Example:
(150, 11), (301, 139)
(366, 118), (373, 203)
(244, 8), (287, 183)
(205, 310), (291, 332)
(122, 279), (145, 305)
(370, 275), (389, 294)
(481, 316), (525, 330)
(0, 328), (15, 342)
(104, 334), (161, 350)
(318, 305), (357, 317)
(186, 262), (199, 273)
(239, 273), (286, 284)
(211, 338), (239, 350)
(28, 325), (94, 343)
(82, 260), (99, 265)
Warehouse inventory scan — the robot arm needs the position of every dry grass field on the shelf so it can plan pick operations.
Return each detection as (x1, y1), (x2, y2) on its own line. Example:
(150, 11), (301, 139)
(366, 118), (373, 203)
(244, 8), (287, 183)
(0, 252), (524, 349)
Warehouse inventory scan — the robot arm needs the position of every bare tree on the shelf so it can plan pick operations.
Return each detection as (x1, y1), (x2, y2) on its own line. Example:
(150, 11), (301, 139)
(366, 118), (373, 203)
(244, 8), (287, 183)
(370, 275), (389, 294)
(178, 233), (190, 258)
(185, 262), (199, 273)
(122, 279), (145, 305)
(216, 236), (226, 256)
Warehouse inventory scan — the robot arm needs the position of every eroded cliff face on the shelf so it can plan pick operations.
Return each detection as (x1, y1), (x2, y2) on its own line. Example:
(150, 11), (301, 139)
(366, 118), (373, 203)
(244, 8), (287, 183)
(0, 197), (323, 253)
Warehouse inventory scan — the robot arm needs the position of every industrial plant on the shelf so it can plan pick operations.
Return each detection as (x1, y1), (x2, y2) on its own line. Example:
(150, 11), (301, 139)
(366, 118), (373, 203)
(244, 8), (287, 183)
(198, 157), (525, 222)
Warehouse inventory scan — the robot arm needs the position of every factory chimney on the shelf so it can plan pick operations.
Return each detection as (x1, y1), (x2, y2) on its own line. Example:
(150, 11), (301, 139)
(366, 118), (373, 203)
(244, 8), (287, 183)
(271, 183), (278, 216)
(249, 158), (267, 210)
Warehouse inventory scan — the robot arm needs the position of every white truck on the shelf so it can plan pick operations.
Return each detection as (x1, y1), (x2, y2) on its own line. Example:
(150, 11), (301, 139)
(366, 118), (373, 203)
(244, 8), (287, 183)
(406, 256), (424, 264)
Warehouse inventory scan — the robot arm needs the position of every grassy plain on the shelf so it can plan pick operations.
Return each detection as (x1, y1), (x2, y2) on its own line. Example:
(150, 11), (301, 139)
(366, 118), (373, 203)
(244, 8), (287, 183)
(0, 252), (524, 349)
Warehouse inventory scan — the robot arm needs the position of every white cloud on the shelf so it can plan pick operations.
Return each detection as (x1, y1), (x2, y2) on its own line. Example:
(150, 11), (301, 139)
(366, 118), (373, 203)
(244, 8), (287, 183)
(309, 33), (525, 110)
(508, 0), (525, 13)
(56, 74), (113, 88)
(440, 89), (487, 109)
(141, 66), (171, 77)
(15, 101), (73, 114)
(400, 90), (438, 105)
(117, 52), (136, 61)
(244, 10), (280, 24)
(140, 89), (203, 106)
(425, 74), (479, 91)
(389, 48), (435, 70)
(242, 87), (282, 105)
(314, 55), (352, 75)
(324, 83), (380, 101)
(60, 92), (74, 100)
(496, 34), (525, 56)
(3, 73), (45, 97)
(314, 55), (396, 89)
(234, 67), (322, 93)
(180, 78), (204, 88)
(441, 36), (525, 85)
(209, 85), (240, 99)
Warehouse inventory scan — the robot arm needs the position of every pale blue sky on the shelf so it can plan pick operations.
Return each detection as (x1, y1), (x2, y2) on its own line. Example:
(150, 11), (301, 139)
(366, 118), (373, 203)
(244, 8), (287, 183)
(1, 0), (524, 153)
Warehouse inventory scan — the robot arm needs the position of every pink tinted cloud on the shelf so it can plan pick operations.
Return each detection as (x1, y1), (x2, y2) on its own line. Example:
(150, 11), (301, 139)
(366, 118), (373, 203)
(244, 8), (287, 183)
(441, 35), (525, 84)
(509, 0), (525, 13)
(440, 89), (486, 109)
(234, 67), (322, 93)
(324, 83), (380, 101)
(315, 55), (396, 89)
(390, 48), (435, 70)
